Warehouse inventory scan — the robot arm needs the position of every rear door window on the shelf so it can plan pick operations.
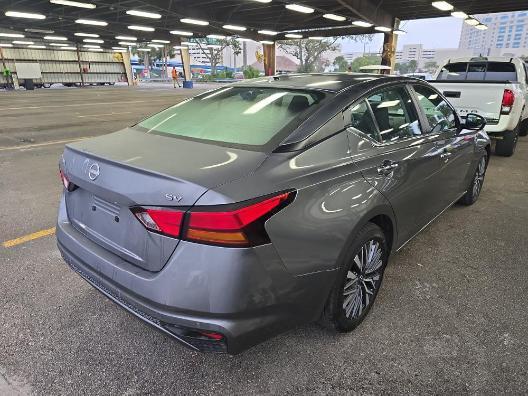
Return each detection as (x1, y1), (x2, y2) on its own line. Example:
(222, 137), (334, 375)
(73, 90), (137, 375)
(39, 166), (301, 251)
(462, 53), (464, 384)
(367, 87), (422, 143)
(484, 62), (517, 81)
(437, 61), (517, 81)
(437, 63), (468, 80)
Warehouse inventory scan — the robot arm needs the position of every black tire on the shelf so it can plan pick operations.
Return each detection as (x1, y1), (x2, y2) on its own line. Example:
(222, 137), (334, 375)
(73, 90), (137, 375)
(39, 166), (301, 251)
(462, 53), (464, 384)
(519, 118), (528, 137)
(321, 223), (389, 332)
(459, 151), (488, 206)
(496, 126), (519, 156)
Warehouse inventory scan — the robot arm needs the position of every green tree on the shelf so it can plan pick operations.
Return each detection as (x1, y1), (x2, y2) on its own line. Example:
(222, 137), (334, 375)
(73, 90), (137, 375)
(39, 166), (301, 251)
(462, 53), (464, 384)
(395, 62), (411, 75)
(408, 60), (418, 73)
(424, 61), (438, 73)
(194, 38), (242, 75)
(278, 38), (340, 73)
(333, 55), (349, 72)
(243, 65), (261, 79)
(349, 55), (382, 72)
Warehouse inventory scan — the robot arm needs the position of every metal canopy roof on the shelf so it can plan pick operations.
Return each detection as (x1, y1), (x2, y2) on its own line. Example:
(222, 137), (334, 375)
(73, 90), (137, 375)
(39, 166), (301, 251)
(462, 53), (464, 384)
(1, 0), (528, 49)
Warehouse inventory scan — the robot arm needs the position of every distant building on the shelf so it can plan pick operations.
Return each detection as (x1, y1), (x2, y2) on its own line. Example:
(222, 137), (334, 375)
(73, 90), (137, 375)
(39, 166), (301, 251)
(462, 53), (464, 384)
(395, 44), (475, 69)
(251, 55), (299, 73)
(459, 10), (528, 57)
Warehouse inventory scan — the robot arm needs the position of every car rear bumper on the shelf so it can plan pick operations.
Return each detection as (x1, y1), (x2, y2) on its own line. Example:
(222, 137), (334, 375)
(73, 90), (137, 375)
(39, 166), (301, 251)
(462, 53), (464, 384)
(56, 195), (336, 354)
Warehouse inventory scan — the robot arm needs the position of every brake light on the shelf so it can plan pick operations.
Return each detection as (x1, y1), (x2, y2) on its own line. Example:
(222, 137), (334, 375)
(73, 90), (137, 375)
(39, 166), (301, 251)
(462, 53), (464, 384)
(501, 89), (515, 114)
(59, 169), (76, 192)
(133, 208), (184, 238)
(132, 191), (295, 247)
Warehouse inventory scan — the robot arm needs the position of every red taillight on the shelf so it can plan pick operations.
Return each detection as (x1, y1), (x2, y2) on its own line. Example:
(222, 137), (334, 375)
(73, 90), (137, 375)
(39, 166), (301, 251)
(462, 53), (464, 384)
(133, 208), (184, 238)
(132, 191), (295, 247)
(501, 89), (515, 114)
(59, 169), (76, 192)
(198, 331), (224, 340)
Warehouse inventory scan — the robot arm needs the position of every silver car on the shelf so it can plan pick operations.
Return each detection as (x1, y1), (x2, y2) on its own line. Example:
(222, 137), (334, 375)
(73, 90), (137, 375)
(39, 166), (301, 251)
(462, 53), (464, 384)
(57, 74), (490, 354)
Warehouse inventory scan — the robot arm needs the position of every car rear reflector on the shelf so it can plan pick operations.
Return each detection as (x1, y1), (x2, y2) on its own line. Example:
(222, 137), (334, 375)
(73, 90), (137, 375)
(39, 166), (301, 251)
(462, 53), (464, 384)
(59, 169), (77, 192)
(132, 191), (295, 247)
(501, 89), (515, 114)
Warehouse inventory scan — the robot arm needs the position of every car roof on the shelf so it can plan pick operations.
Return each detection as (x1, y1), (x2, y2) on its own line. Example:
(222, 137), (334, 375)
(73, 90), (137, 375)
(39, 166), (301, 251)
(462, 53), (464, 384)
(234, 73), (412, 93)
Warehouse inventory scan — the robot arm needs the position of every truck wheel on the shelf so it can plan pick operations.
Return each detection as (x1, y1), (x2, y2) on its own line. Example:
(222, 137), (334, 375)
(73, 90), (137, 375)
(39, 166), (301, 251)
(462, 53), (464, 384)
(519, 118), (528, 137)
(495, 127), (519, 157)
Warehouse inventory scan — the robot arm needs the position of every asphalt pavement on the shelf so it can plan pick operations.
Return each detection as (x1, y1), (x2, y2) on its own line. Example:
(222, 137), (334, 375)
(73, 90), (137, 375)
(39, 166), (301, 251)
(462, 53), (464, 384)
(1, 84), (527, 395)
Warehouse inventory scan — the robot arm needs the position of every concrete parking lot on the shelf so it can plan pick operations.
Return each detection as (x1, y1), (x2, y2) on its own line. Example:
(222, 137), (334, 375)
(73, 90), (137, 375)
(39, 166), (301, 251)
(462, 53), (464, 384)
(1, 85), (527, 395)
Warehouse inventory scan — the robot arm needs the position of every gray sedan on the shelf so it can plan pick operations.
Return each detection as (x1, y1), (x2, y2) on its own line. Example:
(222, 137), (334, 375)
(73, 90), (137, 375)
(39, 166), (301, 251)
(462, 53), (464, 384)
(57, 73), (490, 354)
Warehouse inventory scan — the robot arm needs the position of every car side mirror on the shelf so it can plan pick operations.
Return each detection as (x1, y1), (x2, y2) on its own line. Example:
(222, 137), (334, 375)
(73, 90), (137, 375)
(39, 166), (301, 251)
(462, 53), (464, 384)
(462, 113), (486, 131)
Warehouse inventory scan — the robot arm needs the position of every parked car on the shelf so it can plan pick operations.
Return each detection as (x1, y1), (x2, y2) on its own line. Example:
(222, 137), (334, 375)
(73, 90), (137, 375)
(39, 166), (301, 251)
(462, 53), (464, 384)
(431, 56), (528, 156)
(57, 74), (490, 354)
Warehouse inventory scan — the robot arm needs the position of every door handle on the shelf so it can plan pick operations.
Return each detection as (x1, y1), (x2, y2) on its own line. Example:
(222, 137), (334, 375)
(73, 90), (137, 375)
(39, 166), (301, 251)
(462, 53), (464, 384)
(377, 161), (399, 175)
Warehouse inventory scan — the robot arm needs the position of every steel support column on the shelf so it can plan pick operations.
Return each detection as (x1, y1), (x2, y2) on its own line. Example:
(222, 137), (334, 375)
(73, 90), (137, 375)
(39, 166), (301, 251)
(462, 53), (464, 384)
(263, 43), (276, 76)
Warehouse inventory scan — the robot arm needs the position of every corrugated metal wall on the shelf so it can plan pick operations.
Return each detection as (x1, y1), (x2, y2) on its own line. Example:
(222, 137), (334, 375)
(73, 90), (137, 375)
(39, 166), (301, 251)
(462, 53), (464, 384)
(0, 48), (127, 86)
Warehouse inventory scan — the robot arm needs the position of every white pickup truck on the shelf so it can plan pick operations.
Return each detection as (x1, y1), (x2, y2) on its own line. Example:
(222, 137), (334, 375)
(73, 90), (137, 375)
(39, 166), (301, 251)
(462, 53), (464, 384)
(430, 57), (528, 156)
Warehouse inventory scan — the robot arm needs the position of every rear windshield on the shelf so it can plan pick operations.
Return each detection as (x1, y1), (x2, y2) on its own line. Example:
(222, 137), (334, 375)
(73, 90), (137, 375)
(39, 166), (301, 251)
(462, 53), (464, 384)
(437, 62), (517, 81)
(135, 87), (326, 149)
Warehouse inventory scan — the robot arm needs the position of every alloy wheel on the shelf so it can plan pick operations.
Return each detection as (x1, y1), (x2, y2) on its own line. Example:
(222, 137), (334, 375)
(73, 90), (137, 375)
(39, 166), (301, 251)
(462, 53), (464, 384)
(472, 156), (487, 198)
(342, 240), (384, 319)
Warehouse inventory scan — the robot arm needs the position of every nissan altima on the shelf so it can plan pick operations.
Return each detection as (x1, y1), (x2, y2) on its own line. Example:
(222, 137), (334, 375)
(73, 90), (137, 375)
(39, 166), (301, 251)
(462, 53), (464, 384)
(57, 74), (490, 354)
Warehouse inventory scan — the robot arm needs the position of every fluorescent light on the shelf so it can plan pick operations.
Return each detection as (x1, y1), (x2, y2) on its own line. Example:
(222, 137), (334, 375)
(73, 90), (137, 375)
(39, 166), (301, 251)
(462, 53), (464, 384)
(148, 43), (164, 48)
(126, 10), (161, 19)
(170, 30), (193, 36)
(375, 26), (392, 32)
(0, 33), (25, 38)
(207, 34), (226, 39)
(465, 18), (480, 26)
(432, 1), (453, 11)
(76, 19), (107, 26)
(475, 24), (488, 30)
(25, 28), (54, 33)
(451, 11), (468, 18)
(87, 48), (103, 52)
(251, 0), (272, 2)
(75, 32), (99, 37)
(180, 18), (209, 26)
(173, 46), (184, 49)
(223, 24), (246, 31)
(0, 43), (13, 47)
(152, 39), (170, 43)
(352, 20), (373, 27)
(44, 35), (68, 40)
(137, 48), (151, 51)
(112, 47), (127, 51)
(83, 44), (100, 48)
(393, 29), (406, 35)
(285, 33), (303, 38)
(258, 30), (278, 36)
(5, 11), (46, 19)
(61, 47), (77, 50)
(28, 45), (46, 48)
(308, 36), (324, 40)
(49, 43), (68, 46)
(181, 41), (198, 46)
(323, 14), (346, 22)
(13, 41), (34, 45)
(119, 41), (137, 46)
(84, 38), (103, 43)
(285, 4), (314, 13)
(128, 25), (155, 31)
(116, 35), (136, 40)
(50, 0), (96, 9)
(260, 40), (274, 44)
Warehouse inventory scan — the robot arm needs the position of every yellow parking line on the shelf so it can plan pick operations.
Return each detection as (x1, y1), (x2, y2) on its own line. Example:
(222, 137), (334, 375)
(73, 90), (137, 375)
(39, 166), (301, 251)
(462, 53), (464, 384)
(2, 227), (56, 248)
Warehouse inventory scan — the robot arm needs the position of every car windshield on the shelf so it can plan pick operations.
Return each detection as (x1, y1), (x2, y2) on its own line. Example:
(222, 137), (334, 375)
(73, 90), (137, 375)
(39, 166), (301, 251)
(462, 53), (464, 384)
(436, 61), (517, 81)
(136, 87), (326, 149)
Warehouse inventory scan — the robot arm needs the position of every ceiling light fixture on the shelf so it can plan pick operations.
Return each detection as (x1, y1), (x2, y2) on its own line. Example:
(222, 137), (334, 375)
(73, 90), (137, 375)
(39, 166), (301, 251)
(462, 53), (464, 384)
(207, 34), (226, 39)
(260, 40), (274, 44)
(44, 35), (68, 40)
(285, 33), (303, 38)
(119, 41), (137, 46)
(475, 24), (488, 30)
(251, 0), (272, 2)
(451, 11), (468, 18)
(25, 28), (54, 33)
(258, 30), (278, 35)
(116, 35), (137, 40)
(374, 26), (392, 32)
(352, 20), (373, 27)
(75, 32), (99, 37)
(308, 36), (324, 40)
(173, 46), (185, 49)
(323, 13), (346, 22)
(137, 48), (151, 51)
(180, 18), (209, 26)
(61, 46), (77, 50)
(87, 48), (103, 51)
(0, 33), (24, 38)
(0, 43), (14, 47)
(432, 1), (454, 11)
(28, 45), (46, 48)
(464, 18), (480, 26)
(128, 25), (155, 31)
(75, 19), (107, 26)
(170, 30), (193, 36)
(236, 37), (252, 42)
(126, 10), (161, 19)
(83, 38), (103, 43)
(393, 29), (407, 35)
(152, 39), (170, 43)
(5, 11), (46, 19)
(50, 0), (96, 9)
(83, 44), (100, 48)
(12, 41), (34, 45)
(181, 41), (198, 46)
(223, 24), (246, 31)
(49, 43), (68, 46)
(148, 43), (164, 48)
(112, 47), (127, 50)
(285, 4), (314, 13)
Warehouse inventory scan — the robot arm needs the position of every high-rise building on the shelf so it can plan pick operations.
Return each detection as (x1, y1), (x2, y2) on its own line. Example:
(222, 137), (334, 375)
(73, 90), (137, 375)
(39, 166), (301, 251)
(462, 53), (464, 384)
(459, 10), (528, 56)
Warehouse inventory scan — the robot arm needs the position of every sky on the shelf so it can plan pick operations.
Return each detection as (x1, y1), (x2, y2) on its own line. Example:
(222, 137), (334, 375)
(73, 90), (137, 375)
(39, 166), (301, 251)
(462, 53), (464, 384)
(341, 17), (464, 53)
